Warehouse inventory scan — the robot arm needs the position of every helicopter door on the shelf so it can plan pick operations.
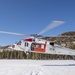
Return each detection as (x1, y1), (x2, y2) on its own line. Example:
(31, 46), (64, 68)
(31, 43), (34, 51)
(34, 43), (46, 52)
(24, 42), (29, 53)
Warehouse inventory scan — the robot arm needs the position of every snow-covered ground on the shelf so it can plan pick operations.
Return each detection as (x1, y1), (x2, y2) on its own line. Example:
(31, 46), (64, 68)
(0, 60), (75, 75)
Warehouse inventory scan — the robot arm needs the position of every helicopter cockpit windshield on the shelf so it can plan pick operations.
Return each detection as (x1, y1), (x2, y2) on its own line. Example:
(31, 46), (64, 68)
(16, 40), (21, 45)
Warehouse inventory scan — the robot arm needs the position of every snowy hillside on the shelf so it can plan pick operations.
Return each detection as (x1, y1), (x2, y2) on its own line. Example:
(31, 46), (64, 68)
(0, 60), (75, 75)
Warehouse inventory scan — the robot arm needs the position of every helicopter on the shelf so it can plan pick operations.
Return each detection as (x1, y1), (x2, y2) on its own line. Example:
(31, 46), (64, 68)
(0, 20), (75, 58)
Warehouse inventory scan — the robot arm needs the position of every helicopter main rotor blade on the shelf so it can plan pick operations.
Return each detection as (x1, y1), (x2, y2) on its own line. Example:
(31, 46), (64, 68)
(38, 20), (65, 35)
(0, 31), (28, 36)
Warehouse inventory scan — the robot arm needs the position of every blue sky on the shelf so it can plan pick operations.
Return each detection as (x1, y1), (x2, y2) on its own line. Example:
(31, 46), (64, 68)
(0, 0), (75, 46)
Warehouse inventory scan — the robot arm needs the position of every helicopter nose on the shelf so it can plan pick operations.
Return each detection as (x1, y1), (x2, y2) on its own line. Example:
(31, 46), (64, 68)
(12, 45), (15, 48)
(8, 45), (13, 48)
(8, 44), (15, 49)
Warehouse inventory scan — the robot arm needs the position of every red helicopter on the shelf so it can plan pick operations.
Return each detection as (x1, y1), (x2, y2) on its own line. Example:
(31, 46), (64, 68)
(0, 20), (75, 57)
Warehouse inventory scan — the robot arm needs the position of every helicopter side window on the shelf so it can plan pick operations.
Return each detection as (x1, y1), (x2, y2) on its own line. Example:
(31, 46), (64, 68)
(41, 45), (44, 49)
(25, 42), (26, 46)
(27, 43), (28, 47)
(25, 42), (29, 47)
(36, 45), (39, 48)
(50, 42), (54, 46)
